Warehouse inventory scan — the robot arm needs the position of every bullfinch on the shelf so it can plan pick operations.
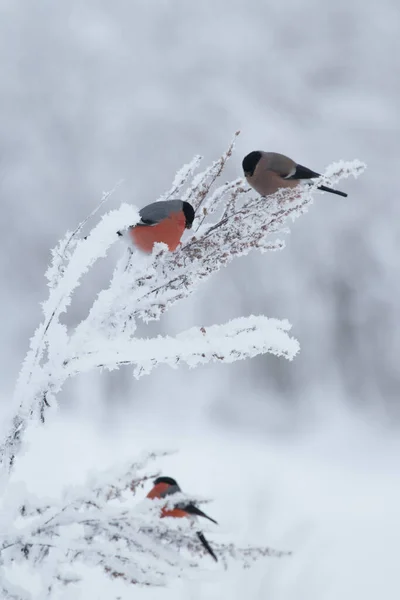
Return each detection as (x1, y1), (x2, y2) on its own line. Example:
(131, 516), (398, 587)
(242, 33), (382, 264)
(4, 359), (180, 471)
(146, 476), (218, 562)
(118, 199), (195, 253)
(242, 151), (347, 198)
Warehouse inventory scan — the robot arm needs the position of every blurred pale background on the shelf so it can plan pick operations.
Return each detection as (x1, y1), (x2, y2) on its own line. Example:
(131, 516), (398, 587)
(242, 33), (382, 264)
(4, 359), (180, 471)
(1, 1), (400, 598)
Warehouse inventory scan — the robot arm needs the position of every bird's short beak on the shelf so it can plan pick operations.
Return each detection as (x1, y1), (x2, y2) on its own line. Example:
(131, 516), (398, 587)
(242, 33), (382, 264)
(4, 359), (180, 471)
(186, 223), (192, 229)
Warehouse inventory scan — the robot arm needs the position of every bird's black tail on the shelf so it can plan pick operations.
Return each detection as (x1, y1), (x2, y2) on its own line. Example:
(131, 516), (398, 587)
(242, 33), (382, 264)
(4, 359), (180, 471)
(196, 531), (218, 562)
(317, 185), (348, 198)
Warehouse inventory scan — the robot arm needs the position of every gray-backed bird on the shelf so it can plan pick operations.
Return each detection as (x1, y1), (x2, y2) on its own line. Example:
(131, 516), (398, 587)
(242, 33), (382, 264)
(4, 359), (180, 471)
(242, 151), (347, 198)
(146, 476), (218, 562)
(117, 200), (195, 253)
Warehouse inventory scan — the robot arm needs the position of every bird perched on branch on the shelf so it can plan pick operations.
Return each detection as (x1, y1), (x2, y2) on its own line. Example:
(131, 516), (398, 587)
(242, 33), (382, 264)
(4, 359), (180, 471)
(242, 151), (347, 198)
(118, 200), (195, 253)
(146, 476), (218, 562)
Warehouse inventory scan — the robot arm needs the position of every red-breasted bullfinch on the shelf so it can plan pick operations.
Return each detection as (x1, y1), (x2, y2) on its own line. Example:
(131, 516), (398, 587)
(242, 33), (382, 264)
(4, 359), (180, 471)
(146, 476), (218, 562)
(118, 200), (195, 253)
(242, 151), (347, 198)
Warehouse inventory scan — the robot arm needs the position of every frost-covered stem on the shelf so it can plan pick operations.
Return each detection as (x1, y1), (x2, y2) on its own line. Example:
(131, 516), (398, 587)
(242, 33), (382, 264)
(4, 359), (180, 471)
(1, 133), (365, 480)
(65, 316), (299, 378)
(0, 197), (137, 473)
(0, 136), (366, 595)
(0, 457), (291, 595)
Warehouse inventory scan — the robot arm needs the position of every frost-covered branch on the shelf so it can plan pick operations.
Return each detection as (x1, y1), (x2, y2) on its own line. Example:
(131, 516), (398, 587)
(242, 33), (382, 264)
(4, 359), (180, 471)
(65, 315), (299, 378)
(1, 134), (364, 472)
(0, 455), (290, 598)
(0, 133), (365, 594)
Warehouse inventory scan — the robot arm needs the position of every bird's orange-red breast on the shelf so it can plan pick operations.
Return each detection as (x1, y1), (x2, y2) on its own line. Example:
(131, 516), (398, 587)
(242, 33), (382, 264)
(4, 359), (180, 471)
(146, 481), (172, 500)
(130, 210), (186, 252)
(146, 476), (218, 561)
(126, 200), (195, 253)
(146, 480), (196, 518)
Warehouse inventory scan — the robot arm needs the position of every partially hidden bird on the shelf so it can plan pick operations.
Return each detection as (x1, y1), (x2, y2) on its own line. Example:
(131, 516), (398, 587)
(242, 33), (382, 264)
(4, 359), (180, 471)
(118, 199), (195, 253)
(242, 151), (347, 198)
(146, 476), (218, 562)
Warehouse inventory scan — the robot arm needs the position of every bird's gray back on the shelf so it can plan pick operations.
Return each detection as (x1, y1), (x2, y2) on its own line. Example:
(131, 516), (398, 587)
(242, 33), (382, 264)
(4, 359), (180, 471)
(139, 200), (183, 225)
(261, 152), (296, 177)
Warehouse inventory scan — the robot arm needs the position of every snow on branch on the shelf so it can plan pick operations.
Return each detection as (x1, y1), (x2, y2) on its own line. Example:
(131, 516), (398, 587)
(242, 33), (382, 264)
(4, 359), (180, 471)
(0, 133), (365, 471)
(0, 454), (290, 597)
(66, 315), (299, 378)
(0, 133), (365, 594)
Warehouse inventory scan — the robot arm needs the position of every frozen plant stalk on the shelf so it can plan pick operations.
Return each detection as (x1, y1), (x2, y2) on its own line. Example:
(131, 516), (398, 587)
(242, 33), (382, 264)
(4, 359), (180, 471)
(0, 133), (365, 596)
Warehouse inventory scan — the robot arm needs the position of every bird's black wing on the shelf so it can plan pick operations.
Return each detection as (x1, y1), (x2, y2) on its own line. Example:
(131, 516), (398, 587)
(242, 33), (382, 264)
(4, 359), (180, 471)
(180, 503), (218, 524)
(285, 164), (320, 180)
(196, 531), (218, 562)
(286, 165), (348, 197)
